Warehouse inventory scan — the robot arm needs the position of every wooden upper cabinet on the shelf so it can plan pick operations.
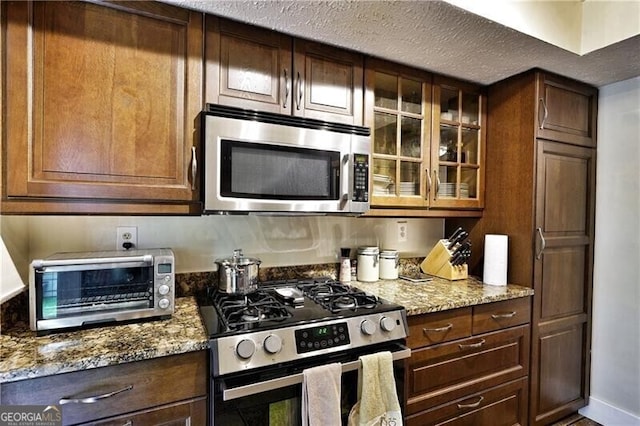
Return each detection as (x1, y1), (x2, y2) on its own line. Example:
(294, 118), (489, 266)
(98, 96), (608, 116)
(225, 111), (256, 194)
(536, 72), (597, 147)
(364, 58), (432, 209)
(3, 1), (203, 213)
(431, 76), (486, 210)
(205, 17), (364, 125)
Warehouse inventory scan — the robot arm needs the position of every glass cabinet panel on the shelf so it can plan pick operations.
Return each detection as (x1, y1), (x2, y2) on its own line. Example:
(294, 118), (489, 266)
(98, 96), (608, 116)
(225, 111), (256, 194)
(367, 63), (431, 208)
(431, 78), (485, 209)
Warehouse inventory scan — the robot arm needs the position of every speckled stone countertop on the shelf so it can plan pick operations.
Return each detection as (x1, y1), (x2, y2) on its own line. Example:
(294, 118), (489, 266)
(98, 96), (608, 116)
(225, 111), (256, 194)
(0, 297), (208, 384)
(353, 276), (534, 316)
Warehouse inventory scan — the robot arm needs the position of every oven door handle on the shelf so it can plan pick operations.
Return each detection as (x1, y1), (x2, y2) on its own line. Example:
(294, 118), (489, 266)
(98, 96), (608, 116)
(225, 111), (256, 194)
(222, 345), (411, 401)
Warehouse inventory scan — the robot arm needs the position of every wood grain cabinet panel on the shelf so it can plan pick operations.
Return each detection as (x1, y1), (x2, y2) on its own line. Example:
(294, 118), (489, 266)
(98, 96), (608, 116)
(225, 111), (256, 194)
(2, 1), (203, 213)
(406, 377), (528, 426)
(404, 298), (531, 425)
(536, 73), (597, 147)
(0, 351), (208, 425)
(451, 69), (596, 425)
(407, 307), (472, 348)
(206, 17), (363, 125)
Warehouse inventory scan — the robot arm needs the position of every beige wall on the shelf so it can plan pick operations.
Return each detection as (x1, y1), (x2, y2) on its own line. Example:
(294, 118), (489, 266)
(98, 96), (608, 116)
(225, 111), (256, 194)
(1, 215), (444, 275)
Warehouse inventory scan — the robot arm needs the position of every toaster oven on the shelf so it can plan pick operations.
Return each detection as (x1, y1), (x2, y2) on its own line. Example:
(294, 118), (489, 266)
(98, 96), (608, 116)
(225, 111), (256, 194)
(29, 249), (175, 333)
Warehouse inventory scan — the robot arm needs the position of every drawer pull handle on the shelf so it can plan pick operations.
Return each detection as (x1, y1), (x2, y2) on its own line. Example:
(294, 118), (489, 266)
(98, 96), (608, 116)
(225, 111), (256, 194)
(457, 395), (484, 409)
(59, 385), (133, 405)
(423, 323), (453, 334)
(458, 339), (485, 350)
(491, 311), (517, 319)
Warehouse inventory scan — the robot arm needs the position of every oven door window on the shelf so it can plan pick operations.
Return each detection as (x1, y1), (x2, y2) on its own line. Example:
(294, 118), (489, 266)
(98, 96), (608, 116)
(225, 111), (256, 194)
(35, 266), (153, 320)
(220, 139), (341, 200)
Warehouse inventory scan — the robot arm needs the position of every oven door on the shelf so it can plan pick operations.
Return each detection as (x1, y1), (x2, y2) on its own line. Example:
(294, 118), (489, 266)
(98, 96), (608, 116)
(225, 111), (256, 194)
(211, 342), (410, 426)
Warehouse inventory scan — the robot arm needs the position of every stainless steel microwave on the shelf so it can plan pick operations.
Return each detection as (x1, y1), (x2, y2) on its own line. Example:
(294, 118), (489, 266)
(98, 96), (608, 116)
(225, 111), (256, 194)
(29, 249), (175, 333)
(201, 104), (371, 215)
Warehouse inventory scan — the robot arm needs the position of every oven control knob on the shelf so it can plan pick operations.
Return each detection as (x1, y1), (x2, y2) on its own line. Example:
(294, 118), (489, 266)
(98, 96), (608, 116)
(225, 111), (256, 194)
(158, 298), (170, 309)
(158, 284), (170, 295)
(263, 335), (283, 354)
(380, 316), (397, 332)
(236, 339), (256, 360)
(360, 319), (376, 336)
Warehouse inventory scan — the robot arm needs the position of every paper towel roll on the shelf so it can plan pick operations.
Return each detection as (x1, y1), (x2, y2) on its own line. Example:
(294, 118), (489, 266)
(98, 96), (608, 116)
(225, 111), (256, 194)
(483, 234), (508, 286)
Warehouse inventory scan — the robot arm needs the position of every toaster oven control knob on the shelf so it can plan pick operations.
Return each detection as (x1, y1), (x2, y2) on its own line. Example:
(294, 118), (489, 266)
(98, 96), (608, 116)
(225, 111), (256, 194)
(158, 284), (170, 295)
(158, 298), (170, 309)
(380, 316), (396, 332)
(263, 335), (283, 354)
(360, 319), (376, 336)
(236, 339), (256, 360)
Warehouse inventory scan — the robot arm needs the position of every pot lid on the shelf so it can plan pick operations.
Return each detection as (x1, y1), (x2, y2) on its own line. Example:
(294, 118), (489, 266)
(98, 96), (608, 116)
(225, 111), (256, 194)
(215, 249), (261, 266)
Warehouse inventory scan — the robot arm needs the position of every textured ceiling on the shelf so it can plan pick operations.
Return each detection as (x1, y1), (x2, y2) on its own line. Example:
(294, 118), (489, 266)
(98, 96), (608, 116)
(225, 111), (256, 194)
(165, 0), (640, 88)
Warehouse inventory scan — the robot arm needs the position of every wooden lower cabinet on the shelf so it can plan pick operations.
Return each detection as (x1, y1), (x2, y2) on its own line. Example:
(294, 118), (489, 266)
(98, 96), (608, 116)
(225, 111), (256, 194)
(0, 351), (207, 426)
(405, 298), (531, 425)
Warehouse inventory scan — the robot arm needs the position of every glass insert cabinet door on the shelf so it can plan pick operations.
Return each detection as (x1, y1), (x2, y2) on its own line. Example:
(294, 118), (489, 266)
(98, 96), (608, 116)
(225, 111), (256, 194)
(431, 76), (486, 209)
(365, 61), (432, 208)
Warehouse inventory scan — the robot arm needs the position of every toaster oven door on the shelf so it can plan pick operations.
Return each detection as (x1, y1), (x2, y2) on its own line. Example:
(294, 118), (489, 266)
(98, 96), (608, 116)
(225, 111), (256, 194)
(31, 260), (154, 331)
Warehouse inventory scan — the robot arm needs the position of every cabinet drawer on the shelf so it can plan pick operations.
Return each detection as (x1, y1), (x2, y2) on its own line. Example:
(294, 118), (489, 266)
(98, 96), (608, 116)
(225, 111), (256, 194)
(1, 351), (207, 425)
(406, 325), (529, 414)
(406, 377), (528, 426)
(472, 297), (531, 334)
(407, 307), (472, 349)
(85, 397), (207, 426)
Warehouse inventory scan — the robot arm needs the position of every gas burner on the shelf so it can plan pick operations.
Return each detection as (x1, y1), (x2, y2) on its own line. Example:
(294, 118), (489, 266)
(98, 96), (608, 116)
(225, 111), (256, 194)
(297, 280), (381, 313)
(333, 295), (356, 309)
(209, 288), (292, 331)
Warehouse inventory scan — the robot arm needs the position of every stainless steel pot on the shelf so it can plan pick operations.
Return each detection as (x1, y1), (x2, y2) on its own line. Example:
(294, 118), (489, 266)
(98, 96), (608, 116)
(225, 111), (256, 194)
(215, 249), (261, 294)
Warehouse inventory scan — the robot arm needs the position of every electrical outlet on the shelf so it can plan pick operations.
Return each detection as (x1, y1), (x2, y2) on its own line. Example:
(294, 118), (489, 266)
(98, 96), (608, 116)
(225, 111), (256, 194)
(116, 226), (137, 251)
(397, 221), (408, 243)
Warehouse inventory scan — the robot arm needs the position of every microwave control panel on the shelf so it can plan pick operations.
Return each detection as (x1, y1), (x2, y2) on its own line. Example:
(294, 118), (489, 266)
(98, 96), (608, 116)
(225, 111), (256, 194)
(352, 154), (369, 202)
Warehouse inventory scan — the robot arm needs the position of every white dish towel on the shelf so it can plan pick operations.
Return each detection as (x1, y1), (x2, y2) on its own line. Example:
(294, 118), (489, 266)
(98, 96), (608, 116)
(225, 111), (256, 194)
(301, 362), (342, 426)
(348, 351), (403, 426)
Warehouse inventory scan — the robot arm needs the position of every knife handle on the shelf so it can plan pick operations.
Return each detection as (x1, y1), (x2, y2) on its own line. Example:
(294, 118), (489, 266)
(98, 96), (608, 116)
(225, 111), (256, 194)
(448, 227), (464, 242)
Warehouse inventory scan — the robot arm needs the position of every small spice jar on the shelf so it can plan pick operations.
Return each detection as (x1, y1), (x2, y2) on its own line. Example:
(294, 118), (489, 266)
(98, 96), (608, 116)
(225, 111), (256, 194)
(379, 249), (399, 280)
(357, 246), (379, 282)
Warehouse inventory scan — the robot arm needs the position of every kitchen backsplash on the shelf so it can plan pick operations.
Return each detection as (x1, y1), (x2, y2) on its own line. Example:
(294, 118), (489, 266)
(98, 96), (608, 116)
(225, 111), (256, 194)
(1, 215), (443, 274)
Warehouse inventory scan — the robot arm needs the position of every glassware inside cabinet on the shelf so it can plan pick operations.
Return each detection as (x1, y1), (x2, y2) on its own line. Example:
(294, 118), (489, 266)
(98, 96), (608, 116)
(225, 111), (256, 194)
(400, 161), (420, 196)
(461, 127), (479, 165)
(401, 78), (422, 114)
(439, 88), (459, 122)
(373, 159), (395, 196)
(460, 167), (478, 199)
(374, 72), (397, 109)
(374, 112), (397, 155)
(401, 116), (422, 158)
(439, 124), (457, 162)
(461, 93), (479, 125)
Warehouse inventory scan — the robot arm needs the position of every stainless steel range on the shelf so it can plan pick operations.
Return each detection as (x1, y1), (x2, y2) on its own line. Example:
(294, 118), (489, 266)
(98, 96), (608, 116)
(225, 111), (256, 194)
(198, 278), (411, 425)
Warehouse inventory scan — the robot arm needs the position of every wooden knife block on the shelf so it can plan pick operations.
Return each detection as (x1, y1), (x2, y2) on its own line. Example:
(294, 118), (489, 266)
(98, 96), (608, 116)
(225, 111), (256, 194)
(420, 239), (468, 281)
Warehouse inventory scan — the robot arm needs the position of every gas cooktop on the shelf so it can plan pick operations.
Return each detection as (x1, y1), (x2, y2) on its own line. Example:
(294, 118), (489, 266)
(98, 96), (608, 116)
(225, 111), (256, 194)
(198, 278), (408, 376)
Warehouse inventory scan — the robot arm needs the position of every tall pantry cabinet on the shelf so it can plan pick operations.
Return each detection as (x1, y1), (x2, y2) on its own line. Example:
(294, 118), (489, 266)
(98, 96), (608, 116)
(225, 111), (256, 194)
(478, 70), (597, 425)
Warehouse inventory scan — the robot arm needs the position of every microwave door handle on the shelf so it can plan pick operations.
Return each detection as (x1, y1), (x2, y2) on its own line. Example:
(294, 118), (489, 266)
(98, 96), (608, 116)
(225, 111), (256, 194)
(32, 255), (154, 269)
(222, 345), (411, 401)
(340, 154), (350, 209)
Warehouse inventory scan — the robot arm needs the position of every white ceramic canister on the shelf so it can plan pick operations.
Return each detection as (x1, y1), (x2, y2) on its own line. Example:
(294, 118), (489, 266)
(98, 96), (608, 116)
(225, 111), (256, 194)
(357, 246), (379, 282)
(379, 249), (399, 280)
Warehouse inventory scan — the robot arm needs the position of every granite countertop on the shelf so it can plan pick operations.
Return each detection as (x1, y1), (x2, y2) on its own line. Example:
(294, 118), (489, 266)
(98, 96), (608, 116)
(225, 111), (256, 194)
(354, 276), (534, 316)
(0, 297), (209, 384)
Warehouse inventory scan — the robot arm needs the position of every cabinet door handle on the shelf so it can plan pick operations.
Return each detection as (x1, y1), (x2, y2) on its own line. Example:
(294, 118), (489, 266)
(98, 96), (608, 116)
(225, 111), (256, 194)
(190, 146), (197, 191)
(423, 323), (452, 334)
(59, 385), (133, 405)
(296, 71), (303, 110)
(433, 169), (440, 201)
(283, 68), (290, 108)
(491, 311), (517, 319)
(458, 339), (485, 350)
(538, 97), (548, 129)
(535, 227), (546, 260)
(425, 168), (431, 199)
(457, 395), (484, 409)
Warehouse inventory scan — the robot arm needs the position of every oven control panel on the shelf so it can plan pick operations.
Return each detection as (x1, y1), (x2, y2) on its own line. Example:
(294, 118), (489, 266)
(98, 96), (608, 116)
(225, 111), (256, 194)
(295, 322), (351, 354)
